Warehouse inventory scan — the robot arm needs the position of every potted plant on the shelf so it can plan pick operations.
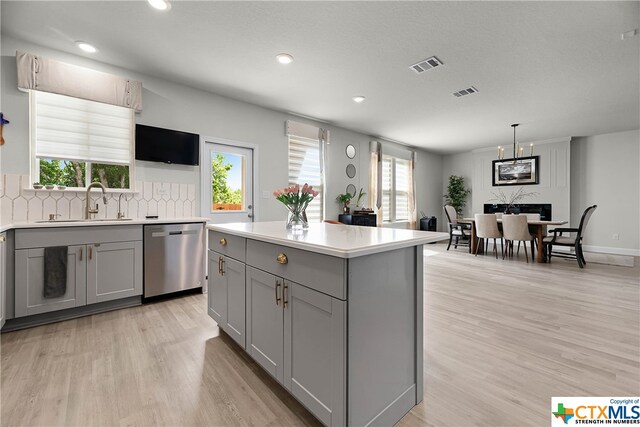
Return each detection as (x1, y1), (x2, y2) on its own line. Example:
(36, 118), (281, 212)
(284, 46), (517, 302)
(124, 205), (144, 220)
(336, 193), (353, 214)
(443, 175), (471, 217)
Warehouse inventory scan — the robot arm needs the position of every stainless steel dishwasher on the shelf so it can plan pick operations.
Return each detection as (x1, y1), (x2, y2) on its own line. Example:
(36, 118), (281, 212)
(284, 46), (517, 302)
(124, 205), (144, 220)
(143, 223), (205, 298)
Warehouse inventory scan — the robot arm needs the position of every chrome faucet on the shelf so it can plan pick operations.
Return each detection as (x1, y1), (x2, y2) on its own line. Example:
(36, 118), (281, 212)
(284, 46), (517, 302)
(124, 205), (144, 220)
(117, 193), (127, 219)
(85, 182), (108, 219)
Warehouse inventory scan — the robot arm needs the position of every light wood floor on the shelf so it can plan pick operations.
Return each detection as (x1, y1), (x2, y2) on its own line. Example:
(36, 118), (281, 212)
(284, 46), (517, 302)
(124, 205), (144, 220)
(2, 243), (638, 426)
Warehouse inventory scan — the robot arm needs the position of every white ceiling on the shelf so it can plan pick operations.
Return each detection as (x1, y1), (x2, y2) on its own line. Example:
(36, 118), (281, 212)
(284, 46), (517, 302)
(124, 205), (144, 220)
(2, 1), (639, 154)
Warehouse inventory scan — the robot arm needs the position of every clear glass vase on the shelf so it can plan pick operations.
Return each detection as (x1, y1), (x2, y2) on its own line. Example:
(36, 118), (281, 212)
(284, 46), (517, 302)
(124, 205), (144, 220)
(286, 206), (309, 232)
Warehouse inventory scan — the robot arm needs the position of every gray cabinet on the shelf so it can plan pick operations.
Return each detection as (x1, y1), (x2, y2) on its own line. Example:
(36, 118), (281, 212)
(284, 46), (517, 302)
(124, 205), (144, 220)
(284, 281), (346, 427)
(86, 241), (143, 304)
(0, 232), (6, 329)
(208, 250), (246, 348)
(246, 266), (284, 382)
(14, 226), (143, 318)
(246, 266), (346, 426)
(15, 246), (86, 317)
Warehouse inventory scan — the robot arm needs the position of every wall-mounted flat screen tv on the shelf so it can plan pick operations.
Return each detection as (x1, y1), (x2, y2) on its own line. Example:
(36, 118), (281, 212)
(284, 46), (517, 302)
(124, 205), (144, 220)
(135, 124), (199, 166)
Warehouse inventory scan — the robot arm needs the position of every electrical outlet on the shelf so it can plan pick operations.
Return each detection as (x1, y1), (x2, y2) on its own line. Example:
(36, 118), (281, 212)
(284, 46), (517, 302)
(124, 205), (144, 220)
(262, 190), (270, 199)
(612, 233), (619, 240)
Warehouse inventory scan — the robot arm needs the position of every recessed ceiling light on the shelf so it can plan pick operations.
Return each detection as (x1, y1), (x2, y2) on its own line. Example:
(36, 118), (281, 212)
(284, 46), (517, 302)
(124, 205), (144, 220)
(276, 53), (293, 64)
(75, 41), (97, 53)
(148, 0), (171, 11)
(352, 96), (366, 103)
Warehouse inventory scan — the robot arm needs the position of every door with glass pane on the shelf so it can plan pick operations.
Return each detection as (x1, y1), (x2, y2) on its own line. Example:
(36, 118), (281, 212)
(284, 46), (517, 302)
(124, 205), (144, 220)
(203, 142), (253, 223)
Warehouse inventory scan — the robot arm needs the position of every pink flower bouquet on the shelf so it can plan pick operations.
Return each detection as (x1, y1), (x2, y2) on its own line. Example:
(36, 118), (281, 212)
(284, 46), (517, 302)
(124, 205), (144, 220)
(273, 183), (318, 230)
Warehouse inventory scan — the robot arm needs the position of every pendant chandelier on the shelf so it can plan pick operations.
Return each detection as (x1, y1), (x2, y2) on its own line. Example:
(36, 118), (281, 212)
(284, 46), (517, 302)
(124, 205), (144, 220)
(497, 124), (533, 161)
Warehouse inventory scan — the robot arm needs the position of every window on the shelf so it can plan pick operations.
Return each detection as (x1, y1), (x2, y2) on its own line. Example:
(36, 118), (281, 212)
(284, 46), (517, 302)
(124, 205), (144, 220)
(382, 155), (411, 223)
(288, 134), (324, 223)
(31, 90), (134, 189)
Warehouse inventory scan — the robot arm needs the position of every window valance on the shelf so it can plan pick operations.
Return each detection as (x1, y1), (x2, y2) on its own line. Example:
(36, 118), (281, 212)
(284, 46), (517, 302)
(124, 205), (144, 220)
(16, 51), (143, 112)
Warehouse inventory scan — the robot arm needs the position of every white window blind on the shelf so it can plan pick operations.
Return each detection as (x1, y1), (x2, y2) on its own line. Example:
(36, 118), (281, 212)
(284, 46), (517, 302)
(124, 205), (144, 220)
(382, 154), (411, 223)
(32, 90), (133, 165)
(288, 135), (324, 222)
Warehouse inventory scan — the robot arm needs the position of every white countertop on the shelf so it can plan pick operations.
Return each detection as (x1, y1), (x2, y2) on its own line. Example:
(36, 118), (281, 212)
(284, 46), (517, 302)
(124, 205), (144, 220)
(0, 217), (208, 233)
(207, 221), (449, 258)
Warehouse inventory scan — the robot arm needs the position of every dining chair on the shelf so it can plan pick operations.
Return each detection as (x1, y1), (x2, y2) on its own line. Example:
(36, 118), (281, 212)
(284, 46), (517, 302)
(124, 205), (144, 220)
(543, 205), (597, 268)
(444, 205), (470, 251)
(501, 214), (535, 263)
(474, 214), (502, 259)
(523, 213), (541, 221)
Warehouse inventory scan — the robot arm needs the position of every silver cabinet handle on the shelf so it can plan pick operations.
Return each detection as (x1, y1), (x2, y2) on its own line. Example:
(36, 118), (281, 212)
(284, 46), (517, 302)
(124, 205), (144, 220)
(79, 247), (83, 261)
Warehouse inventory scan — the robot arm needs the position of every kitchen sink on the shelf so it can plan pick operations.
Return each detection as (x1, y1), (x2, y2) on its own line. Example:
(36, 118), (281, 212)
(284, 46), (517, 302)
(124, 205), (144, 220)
(34, 218), (134, 223)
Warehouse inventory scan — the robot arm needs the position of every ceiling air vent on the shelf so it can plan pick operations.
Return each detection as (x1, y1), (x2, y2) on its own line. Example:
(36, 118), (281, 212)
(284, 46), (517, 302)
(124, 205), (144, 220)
(453, 86), (479, 97)
(410, 56), (443, 74)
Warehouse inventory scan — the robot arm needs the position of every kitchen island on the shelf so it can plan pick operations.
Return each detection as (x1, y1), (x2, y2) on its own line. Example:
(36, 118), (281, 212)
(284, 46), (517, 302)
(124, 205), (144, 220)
(206, 221), (448, 426)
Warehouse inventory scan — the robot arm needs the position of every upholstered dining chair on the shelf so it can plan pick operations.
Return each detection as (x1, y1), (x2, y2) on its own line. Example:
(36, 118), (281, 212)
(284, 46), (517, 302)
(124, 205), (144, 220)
(474, 214), (503, 259)
(501, 214), (535, 263)
(444, 205), (470, 251)
(543, 205), (597, 268)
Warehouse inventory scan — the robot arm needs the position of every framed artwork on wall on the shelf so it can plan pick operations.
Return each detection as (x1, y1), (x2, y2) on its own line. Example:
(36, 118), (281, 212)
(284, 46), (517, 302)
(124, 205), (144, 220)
(492, 156), (539, 186)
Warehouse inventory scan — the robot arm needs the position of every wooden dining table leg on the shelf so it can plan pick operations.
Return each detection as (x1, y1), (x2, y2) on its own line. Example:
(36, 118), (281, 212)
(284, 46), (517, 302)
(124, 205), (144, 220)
(470, 222), (484, 255)
(535, 225), (547, 263)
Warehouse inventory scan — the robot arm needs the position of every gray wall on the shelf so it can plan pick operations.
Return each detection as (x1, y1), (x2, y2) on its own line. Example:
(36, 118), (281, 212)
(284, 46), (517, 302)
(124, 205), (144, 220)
(571, 129), (639, 254)
(1, 36), (442, 225)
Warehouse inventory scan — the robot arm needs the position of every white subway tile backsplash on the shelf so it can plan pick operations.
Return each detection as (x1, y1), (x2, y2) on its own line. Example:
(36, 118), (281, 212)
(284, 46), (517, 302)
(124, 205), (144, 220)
(171, 183), (179, 201)
(138, 199), (148, 218)
(127, 198), (138, 219)
(1, 197), (12, 225)
(70, 198), (83, 219)
(5, 174), (20, 199)
(43, 197), (57, 218)
(187, 184), (195, 201)
(0, 174), (197, 223)
(143, 182), (153, 201)
(57, 198), (70, 219)
(148, 200), (158, 216)
(13, 197), (28, 222)
(28, 197), (43, 221)
(157, 200), (166, 218)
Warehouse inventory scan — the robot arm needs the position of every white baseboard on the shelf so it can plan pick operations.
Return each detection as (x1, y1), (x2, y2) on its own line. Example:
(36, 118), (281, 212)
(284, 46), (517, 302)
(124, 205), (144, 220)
(581, 245), (640, 257)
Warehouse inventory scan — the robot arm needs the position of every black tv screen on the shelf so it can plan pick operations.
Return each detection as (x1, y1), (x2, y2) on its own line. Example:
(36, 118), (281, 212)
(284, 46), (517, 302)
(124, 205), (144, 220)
(135, 124), (199, 166)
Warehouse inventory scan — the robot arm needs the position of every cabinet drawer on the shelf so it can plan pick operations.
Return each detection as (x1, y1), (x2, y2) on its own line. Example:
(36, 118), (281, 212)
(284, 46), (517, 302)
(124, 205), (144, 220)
(246, 239), (346, 300)
(15, 225), (142, 249)
(208, 231), (245, 262)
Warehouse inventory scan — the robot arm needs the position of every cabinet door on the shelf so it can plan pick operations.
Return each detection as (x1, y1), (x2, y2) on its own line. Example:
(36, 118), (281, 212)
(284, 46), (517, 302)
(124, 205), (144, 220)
(0, 233), (6, 329)
(86, 241), (143, 304)
(246, 266), (284, 384)
(223, 256), (246, 349)
(284, 281), (346, 426)
(14, 246), (86, 317)
(207, 251), (227, 325)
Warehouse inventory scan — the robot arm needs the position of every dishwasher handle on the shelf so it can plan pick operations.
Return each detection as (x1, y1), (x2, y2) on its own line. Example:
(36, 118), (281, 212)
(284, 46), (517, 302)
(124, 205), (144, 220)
(169, 231), (183, 235)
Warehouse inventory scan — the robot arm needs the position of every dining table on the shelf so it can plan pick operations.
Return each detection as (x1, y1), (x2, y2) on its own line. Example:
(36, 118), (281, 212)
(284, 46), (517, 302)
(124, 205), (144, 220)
(460, 217), (568, 263)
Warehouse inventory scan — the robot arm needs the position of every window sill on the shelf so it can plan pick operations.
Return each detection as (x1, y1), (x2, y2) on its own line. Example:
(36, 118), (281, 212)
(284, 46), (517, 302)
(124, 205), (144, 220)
(23, 188), (138, 194)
